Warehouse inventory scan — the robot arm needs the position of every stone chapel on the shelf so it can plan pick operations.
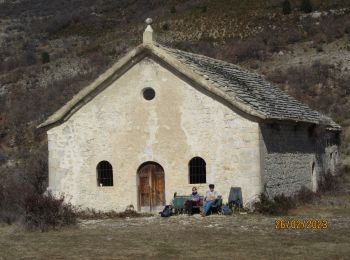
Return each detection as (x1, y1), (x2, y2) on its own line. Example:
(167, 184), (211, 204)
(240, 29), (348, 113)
(39, 19), (341, 212)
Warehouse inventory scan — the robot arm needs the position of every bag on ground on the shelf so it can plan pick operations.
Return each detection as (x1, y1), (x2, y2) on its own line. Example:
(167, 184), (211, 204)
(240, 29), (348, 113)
(221, 205), (232, 215)
(160, 205), (172, 217)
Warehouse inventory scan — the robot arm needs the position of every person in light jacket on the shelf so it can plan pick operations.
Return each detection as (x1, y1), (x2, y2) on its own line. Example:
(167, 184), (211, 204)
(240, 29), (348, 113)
(202, 184), (218, 216)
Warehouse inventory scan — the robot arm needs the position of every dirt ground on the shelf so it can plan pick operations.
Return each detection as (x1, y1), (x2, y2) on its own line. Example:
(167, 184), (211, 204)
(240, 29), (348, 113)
(1, 174), (350, 260)
(1, 204), (350, 260)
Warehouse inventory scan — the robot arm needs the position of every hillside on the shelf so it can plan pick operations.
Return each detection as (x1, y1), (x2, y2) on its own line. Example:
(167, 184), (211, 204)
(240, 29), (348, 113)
(0, 0), (349, 180)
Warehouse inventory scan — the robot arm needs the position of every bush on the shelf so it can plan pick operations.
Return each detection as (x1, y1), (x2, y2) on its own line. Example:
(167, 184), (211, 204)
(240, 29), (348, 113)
(254, 170), (348, 216)
(284, 28), (303, 44)
(282, 0), (292, 15)
(254, 193), (295, 215)
(0, 169), (76, 231)
(24, 51), (37, 66)
(296, 186), (315, 204)
(224, 37), (266, 63)
(0, 174), (30, 224)
(162, 23), (169, 31)
(170, 6), (176, 14)
(319, 16), (346, 42)
(254, 186), (317, 215)
(254, 193), (296, 215)
(301, 0), (313, 13)
(41, 51), (50, 64)
(318, 171), (339, 193)
(77, 206), (153, 219)
(23, 191), (76, 231)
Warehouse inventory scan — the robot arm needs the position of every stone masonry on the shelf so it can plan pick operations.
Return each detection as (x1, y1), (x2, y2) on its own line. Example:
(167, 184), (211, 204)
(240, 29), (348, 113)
(40, 20), (341, 212)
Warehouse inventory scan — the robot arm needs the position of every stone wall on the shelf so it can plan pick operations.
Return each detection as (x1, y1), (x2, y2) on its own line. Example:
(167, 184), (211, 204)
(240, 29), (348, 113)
(47, 57), (262, 211)
(259, 123), (319, 197)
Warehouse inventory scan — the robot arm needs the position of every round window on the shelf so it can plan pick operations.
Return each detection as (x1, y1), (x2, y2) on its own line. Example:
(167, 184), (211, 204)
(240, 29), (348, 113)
(142, 88), (156, 101)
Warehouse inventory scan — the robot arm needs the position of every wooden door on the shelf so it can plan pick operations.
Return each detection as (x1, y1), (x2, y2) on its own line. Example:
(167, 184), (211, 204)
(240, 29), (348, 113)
(138, 163), (165, 211)
(139, 172), (150, 208)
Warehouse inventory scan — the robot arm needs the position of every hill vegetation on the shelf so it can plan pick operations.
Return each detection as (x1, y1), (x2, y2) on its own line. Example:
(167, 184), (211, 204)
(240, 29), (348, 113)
(0, 0), (349, 202)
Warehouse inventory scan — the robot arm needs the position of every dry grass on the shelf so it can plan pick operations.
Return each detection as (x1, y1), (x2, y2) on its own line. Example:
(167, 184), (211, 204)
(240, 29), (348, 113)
(0, 207), (349, 259)
(1, 171), (349, 259)
(76, 207), (154, 219)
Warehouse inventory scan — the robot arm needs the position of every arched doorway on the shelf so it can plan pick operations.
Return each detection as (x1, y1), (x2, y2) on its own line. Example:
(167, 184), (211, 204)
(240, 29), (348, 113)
(312, 162), (317, 192)
(137, 162), (165, 212)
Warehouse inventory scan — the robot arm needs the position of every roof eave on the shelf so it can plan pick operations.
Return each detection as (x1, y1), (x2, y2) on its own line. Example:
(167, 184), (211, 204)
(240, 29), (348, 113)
(37, 44), (148, 129)
(38, 42), (269, 130)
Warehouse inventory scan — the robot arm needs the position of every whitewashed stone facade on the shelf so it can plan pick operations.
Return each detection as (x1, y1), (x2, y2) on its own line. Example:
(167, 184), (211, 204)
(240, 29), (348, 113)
(47, 58), (262, 211)
(40, 22), (341, 211)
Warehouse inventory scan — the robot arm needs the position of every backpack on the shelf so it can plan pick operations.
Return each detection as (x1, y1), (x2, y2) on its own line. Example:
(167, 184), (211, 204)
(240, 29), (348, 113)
(220, 205), (232, 215)
(160, 205), (172, 217)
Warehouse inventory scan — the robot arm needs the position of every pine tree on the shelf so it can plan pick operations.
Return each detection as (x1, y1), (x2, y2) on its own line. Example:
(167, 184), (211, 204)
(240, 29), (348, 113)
(301, 0), (313, 13)
(282, 0), (292, 15)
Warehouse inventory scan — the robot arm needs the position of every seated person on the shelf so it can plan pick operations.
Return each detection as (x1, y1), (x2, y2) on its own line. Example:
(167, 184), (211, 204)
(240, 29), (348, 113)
(202, 184), (218, 216)
(184, 187), (201, 215)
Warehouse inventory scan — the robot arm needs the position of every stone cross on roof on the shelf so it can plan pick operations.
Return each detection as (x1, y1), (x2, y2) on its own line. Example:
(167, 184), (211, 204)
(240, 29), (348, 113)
(143, 18), (153, 45)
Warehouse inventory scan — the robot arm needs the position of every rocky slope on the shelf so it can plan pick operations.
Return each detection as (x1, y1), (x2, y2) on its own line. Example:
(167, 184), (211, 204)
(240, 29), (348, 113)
(0, 0), (349, 177)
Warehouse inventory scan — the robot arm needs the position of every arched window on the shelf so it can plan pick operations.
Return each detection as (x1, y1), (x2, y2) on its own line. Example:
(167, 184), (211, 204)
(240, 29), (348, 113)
(97, 161), (113, 187)
(189, 157), (206, 184)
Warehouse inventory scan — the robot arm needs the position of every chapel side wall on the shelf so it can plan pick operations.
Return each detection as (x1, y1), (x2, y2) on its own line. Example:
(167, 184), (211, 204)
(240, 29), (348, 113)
(259, 124), (320, 197)
(321, 130), (341, 175)
(47, 58), (263, 211)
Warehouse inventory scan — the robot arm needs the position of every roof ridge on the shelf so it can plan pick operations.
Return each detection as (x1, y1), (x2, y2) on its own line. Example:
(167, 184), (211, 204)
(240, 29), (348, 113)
(156, 43), (340, 130)
(157, 43), (266, 79)
(38, 41), (341, 131)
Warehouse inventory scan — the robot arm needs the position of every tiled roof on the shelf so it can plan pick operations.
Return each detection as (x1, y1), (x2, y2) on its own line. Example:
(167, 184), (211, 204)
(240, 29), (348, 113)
(38, 42), (341, 131)
(159, 44), (340, 130)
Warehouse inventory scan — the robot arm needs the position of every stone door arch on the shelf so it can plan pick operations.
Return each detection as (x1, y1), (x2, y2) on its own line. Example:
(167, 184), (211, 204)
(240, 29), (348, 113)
(137, 162), (165, 212)
(312, 162), (317, 192)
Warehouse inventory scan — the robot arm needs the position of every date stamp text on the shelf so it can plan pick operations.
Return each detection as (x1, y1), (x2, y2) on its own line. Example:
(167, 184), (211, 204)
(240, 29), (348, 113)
(275, 219), (328, 230)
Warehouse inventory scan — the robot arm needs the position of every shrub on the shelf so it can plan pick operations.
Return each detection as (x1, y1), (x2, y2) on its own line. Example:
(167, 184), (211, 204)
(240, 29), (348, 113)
(316, 44), (323, 53)
(77, 206), (153, 219)
(254, 188), (315, 215)
(22, 144), (48, 194)
(254, 170), (347, 216)
(253, 193), (277, 215)
(301, 0), (313, 13)
(285, 28), (303, 44)
(170, 6), (176, 14)
(162, 23), (169, 31)
(318, 171), (339, 193)
(0, 173), (29, 224)
(224, 37), (266, 63)
(296, 186), (315, 204)
(282, 0), (292, 15)
(23, 191), (76, 231)
(0, 166), (75, 231)
(316, 15), (347, 43)
(345, 19), (350, 34)
(313, 32), (327, 45)
(41, 51), (50, 64)
(254, 193), (295, 215)
(24, 51), (37, 66)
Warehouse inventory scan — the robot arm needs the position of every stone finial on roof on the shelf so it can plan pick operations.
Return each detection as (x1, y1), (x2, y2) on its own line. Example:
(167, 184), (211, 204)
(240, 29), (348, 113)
(143, 18), (154, 45)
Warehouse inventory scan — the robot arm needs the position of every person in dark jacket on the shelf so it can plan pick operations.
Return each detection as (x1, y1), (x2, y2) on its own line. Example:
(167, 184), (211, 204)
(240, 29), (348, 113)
(184, 187), (201, 215)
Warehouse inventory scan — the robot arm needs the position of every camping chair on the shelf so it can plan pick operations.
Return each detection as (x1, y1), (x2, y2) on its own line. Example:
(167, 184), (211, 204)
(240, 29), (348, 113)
(228, 187), (243, 212)
(172, 195), (187, 214)
(209, 195), (223, 214)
